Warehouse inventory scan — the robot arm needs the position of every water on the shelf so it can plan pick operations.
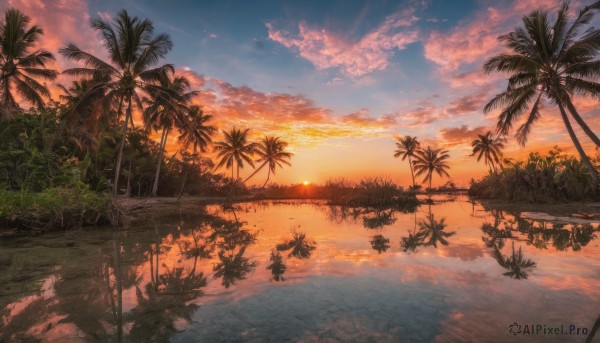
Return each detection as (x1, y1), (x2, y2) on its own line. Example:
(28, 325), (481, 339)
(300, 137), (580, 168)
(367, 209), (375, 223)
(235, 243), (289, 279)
(1, 195), (599, 342)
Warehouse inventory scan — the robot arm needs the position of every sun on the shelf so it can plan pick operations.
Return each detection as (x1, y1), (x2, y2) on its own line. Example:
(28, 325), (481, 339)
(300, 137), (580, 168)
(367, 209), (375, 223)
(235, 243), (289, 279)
(303, 181), (310, 186)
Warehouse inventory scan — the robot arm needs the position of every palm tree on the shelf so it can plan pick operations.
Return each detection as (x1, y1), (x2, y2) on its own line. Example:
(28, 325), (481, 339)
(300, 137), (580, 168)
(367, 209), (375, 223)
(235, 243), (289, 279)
(394, 136), (420, 187)
(60, 10), (174, 194)
(213, 127), (256, 179)
(143, 74), (197, 196)
(243, 136), (293, 187)
(471, 131), (505, 172)
(0, 8), (58, 121)
(412, 146), (451, 190)
(483, 1), (600, 183)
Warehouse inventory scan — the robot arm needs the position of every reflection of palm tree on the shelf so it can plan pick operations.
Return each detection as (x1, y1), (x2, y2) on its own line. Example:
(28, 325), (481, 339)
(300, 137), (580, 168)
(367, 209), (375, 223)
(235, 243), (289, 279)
(213, 245), (256, 288)
(394, 136), (420, 187)
(0, 9), (57, 120)
(492, 242), (536, 279)
(471, 131), (504, 172)
(266, 250), (286, 281)
(244, 136), (293, 187)
(370, 234), (391, 254)
(483, 2), (600, 182)
(412, 146), (450, 190)
(362, 209), (396, 229)
(130, 267), (206, 341)
(276, 230), (317, 259)
(214, 127), (256, 179)
(418, 213), (455, 248)
(401, 211), (425, 253)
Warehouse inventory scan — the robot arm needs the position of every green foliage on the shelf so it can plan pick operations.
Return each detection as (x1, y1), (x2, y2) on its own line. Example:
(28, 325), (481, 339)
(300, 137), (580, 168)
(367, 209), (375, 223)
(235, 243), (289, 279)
(469, 147), (600, 202)
(0, 184), (109, 230)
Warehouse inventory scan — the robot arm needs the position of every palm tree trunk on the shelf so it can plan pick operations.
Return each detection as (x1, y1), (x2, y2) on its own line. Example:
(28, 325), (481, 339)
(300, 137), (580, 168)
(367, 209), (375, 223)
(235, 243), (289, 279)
(113, 98), (132, 195)
(237, 164), (240, 180)
(151, 128), (169, 197)
(557, 101), (600, 184)
(565, 96), (600, 148)
(429, 174), (432, 190)
(408, 156), (416, 187)
(244, 161), (267, 183)
(262, 168), (271, 188)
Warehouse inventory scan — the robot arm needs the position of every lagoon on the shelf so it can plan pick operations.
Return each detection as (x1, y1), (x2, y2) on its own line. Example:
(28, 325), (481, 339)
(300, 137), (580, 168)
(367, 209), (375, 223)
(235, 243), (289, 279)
(1, 195), (599, 342)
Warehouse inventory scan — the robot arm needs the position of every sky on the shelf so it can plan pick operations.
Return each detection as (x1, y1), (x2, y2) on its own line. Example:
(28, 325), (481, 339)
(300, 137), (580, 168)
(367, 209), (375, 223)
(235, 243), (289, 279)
(2, 0), (599, 186)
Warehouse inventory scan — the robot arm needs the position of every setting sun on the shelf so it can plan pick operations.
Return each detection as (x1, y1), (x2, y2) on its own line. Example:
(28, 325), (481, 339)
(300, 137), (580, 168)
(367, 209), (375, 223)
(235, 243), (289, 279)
(303, 181), (310, 186)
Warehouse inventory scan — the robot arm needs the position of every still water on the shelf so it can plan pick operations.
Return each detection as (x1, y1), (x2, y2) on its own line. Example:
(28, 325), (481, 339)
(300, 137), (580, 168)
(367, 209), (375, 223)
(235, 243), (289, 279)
(1, 196), (599, 342)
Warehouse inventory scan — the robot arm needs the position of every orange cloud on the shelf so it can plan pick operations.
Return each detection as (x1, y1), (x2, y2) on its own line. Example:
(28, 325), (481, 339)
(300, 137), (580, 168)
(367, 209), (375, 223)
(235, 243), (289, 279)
(266, 8), (419, 77)
(440, 125), (489, 147)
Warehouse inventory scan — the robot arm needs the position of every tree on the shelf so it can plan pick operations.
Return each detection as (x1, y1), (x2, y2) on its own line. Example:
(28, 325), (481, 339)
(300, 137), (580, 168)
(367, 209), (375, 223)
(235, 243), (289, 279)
(213, 127), (256, 179)
(143, 74), (197, 196)
(483, 1), (600, 183)
(471, 131), (505, 172)
(243, 136), (293, 187)
(412, 146), (451, 190)
(60, 10), (175, 194)
(0, 8), (57, 121)
(394, 136), (420, 187)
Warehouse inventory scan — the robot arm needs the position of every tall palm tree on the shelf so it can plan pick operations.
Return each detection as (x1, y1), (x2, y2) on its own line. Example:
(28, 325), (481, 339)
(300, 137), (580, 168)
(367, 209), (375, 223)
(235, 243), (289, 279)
(483, 1), (600, 183)
(213, 127), (256, 179)
(412, 146), (451, 190)
(177, 105), (216, 154)
(60, 10), (175, 194)
(471, 131), (505, 172)
(394, 136), (420, 187)
(0, 8), (57, 121)
(243, 136), (293, 187)
(143, 74), (197, 196)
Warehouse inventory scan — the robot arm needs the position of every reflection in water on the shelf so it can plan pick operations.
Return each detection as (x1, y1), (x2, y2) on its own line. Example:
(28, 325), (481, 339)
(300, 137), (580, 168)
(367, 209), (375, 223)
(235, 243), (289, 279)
(370, 234), (390, 254)
(1, 198), (600, 342)
(492, 242), (537, 279)
(276, 230), (317, 259)
(266, 251), (286, 281)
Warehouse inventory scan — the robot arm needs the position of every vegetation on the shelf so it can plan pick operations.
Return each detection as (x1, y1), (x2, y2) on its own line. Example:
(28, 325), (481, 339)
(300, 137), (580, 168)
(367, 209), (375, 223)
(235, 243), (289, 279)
(394, 136), (420, 187)
(471, 131), (505, 172)
(469, 147), (600, 202)
(412, 146), (451, 190)
(483, 1), (600, 183)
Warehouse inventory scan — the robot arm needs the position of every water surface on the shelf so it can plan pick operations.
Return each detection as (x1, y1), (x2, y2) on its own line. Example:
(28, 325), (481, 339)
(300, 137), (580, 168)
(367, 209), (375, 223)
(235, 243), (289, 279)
(1, 196), (599, 342)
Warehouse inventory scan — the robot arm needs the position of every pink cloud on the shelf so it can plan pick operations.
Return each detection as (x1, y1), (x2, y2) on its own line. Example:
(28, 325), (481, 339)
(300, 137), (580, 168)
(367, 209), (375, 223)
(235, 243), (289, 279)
(0, 0), (104, 101)
(439, 125), (489, 147)
(424, 0), (560, 86)
(266, 9), (419, 77)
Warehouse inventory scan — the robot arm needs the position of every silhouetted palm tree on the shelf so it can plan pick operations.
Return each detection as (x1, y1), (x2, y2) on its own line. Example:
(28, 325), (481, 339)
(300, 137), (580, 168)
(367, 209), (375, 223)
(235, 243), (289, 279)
(60, 10), (174, 194)
(0, 8), (57, 120)
(484, 1), (600, 183)
(178, 105), (216, 154)
(213, 127), (256, 179)
(143, 74), (197, 196)
(244, 136), (293, 187)
(394, 136), (420, 187)
(471, 131), (505, 172)
(412, 146), (451, 190)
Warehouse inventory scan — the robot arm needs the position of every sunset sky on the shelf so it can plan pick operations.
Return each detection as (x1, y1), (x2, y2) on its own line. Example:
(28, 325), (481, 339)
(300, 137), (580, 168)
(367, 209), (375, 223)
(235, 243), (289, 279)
(2, 0), (599, 186)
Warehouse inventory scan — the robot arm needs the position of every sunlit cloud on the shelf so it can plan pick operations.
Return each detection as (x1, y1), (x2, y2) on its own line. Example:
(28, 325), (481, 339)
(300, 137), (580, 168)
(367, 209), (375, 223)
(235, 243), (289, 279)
(266, 8), (419, 77)
(439, 125), (489, 147)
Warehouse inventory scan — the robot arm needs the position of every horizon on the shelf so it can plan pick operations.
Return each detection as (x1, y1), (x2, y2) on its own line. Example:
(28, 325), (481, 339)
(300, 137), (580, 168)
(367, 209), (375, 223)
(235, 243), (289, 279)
(1, 0), (599, 187)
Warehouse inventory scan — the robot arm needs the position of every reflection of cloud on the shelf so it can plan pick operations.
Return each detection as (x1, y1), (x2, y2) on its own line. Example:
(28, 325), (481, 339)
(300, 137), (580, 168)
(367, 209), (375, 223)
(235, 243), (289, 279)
(437, 243), (486, 261)
(266, 8), (419, 77)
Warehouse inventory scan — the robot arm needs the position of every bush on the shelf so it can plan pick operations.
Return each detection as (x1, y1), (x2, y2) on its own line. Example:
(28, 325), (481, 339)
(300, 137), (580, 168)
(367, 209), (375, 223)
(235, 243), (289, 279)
(0, 184), (110, 231)
(469, 148), (600, 202)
